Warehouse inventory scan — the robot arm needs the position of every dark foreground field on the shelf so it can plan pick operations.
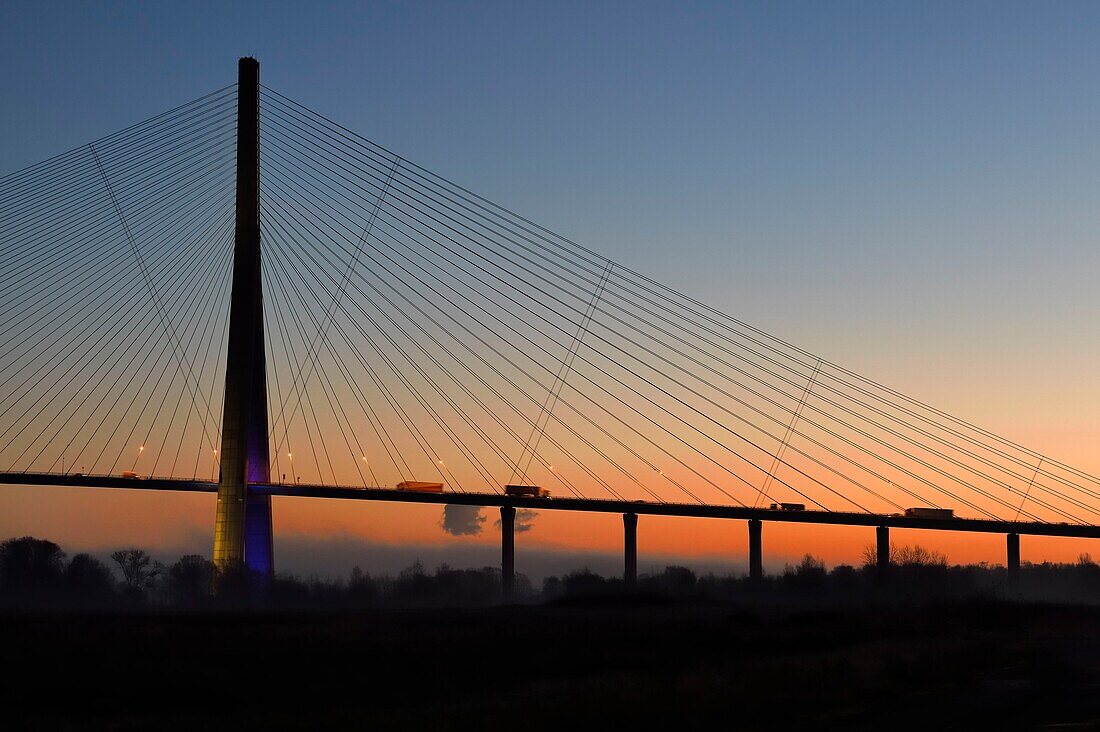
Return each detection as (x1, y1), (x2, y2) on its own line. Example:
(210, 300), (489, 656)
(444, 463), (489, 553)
(4, 601), (1100, 730)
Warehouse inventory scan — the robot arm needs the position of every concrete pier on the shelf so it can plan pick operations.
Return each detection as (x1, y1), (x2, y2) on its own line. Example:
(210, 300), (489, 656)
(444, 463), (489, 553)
(876, 525), (891, 571)
(624, 512), (638, 587)
(1007, 533), (1020, 579)
(501, 505), (515, 599)
(748, 519), (762, 581)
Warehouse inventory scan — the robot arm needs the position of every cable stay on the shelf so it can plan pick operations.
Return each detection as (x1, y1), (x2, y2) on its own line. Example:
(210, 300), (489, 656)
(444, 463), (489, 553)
(0, 80), (1098, 530)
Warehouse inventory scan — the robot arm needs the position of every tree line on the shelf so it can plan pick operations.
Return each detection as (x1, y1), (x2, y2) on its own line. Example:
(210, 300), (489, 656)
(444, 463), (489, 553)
(4, 535), (1100, 610)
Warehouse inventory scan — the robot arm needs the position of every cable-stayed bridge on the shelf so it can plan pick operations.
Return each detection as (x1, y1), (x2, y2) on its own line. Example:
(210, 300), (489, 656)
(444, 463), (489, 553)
(2, 59), (1098, 591)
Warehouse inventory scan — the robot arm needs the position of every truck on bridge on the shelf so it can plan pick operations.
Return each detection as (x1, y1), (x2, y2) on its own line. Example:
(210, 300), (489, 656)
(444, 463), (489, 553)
(905, 507), (955, 519)
(505, 485), (550, 498)
(396, 481), (444, 493)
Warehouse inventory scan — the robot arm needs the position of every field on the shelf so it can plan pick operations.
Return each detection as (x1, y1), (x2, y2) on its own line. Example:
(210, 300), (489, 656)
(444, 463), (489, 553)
(4, 600), (1100, 730)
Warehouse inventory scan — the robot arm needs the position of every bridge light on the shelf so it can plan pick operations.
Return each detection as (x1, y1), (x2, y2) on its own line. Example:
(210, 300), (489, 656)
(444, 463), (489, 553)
(139, 445), (144, 452)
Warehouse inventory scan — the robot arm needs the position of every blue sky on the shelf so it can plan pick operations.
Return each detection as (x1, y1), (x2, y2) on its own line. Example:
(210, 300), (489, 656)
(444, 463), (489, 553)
(3, 0), (1100, 476)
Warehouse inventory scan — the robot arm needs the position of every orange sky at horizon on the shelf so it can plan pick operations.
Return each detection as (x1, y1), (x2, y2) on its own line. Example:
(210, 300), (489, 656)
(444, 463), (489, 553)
(1, 482), (1095, 577)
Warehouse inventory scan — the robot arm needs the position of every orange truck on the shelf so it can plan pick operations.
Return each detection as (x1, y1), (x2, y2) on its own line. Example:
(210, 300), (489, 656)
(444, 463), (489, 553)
(396, 481), (444, 493)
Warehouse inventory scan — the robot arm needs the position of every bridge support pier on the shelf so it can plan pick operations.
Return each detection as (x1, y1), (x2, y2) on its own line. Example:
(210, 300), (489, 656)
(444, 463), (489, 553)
(623, 512), (638, 587)
(1007, 533), (1020, 579)
(748, 519), (763, 582)
(501, 505), (515, 600)
(876, 525), (891, 573)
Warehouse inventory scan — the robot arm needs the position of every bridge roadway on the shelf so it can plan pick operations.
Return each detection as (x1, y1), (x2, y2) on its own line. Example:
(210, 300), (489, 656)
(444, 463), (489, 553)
(2, 470), (1098, 539)
(2, 470), (1095, 588)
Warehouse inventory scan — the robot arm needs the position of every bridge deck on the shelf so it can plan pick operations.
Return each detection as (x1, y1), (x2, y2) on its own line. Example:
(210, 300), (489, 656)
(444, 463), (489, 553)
(3, 471), (1098, 539)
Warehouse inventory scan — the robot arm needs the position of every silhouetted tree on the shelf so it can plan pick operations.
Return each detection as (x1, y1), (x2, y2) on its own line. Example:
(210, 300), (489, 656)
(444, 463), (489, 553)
(347, 565), (379, 606)
(393, 560), (434, 605)
(561, 568), (610, 597)
(655, 565), (697, 594)
(110, 548), (161, 593)
(0, 536), (66, 592)
(894, 545), (947, 567)
(781, 554), (828, 593)
(65, 553), (116, 599)
(542, 575), (563, 600)
(861, 543), (947, 567)
(168, 555), (215, 606)
(213, 561), (257, 605)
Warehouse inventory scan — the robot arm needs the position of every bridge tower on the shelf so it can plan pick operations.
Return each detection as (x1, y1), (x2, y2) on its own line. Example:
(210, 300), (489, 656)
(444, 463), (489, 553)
(212, 57), (273, 575)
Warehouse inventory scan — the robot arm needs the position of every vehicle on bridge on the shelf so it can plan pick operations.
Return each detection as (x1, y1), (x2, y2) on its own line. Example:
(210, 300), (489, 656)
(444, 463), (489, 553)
(396, 481), (444, 493)
(505, 484), (550, 498)
(904, 507), (955, 519)
(769, 502), (806, 511)
(121, 471), (141, 480)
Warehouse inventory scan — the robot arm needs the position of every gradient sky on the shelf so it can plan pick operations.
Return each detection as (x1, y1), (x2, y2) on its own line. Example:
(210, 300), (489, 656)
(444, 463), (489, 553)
(3, 1), (1100, 577)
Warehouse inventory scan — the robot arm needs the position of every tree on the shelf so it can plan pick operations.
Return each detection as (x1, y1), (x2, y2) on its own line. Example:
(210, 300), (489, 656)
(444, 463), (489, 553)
(0, 536), (66, 592)
(861, 543), (947, 568)
(167, 555), (215, 605)
(894, 544), (947, 567)
(782, 554), (827, 590)
(65, 553), (116, 598)
(656, 565), (697, 594)
(791, 554), (826, 577)
(347, 565), (379, 606)
(110, 548), (161, 591)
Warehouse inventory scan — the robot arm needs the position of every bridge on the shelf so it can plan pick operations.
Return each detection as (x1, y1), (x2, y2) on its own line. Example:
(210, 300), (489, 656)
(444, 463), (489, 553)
(2, 58), (1099, 593)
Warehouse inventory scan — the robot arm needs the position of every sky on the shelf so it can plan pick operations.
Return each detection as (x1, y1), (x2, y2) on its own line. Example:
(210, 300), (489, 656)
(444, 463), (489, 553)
(3, 1), (1100, 578)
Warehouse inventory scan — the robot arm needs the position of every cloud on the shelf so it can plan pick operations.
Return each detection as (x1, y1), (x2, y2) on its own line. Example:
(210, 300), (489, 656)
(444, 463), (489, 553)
(440, 505), (486, 536)
(494, 509), (539, 533)
(515, 509), (539, 533)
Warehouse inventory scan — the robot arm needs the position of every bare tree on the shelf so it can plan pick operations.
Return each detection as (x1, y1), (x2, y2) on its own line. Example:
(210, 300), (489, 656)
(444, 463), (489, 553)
(110, 548), (161, 590)
(861, 543), (947, 567)
(894, 544), (947, 567)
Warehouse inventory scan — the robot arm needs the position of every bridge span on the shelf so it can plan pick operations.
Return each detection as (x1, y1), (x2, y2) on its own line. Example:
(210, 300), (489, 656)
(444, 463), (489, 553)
(4, 470), (1092, 591)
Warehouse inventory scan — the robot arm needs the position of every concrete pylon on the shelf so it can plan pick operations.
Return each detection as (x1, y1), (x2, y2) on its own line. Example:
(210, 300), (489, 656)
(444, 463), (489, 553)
(748, 519), (763, 582)
(501, 506), (516, 600)
(212, 57), (273, 576)
(623, 512), (638, 587)
(1007, 533), (1020, 579)
(876, 525), (891, 573)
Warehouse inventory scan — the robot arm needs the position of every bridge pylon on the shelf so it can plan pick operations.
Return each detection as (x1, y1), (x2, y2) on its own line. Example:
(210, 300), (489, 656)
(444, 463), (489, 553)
(212, 57), (273, 576)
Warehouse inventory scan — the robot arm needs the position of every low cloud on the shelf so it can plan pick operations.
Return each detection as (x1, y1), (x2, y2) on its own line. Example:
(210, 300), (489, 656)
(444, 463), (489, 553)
(440, 505), (486, 536)
(495, 509), (539, 533)
(516, 509), (539, 533)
